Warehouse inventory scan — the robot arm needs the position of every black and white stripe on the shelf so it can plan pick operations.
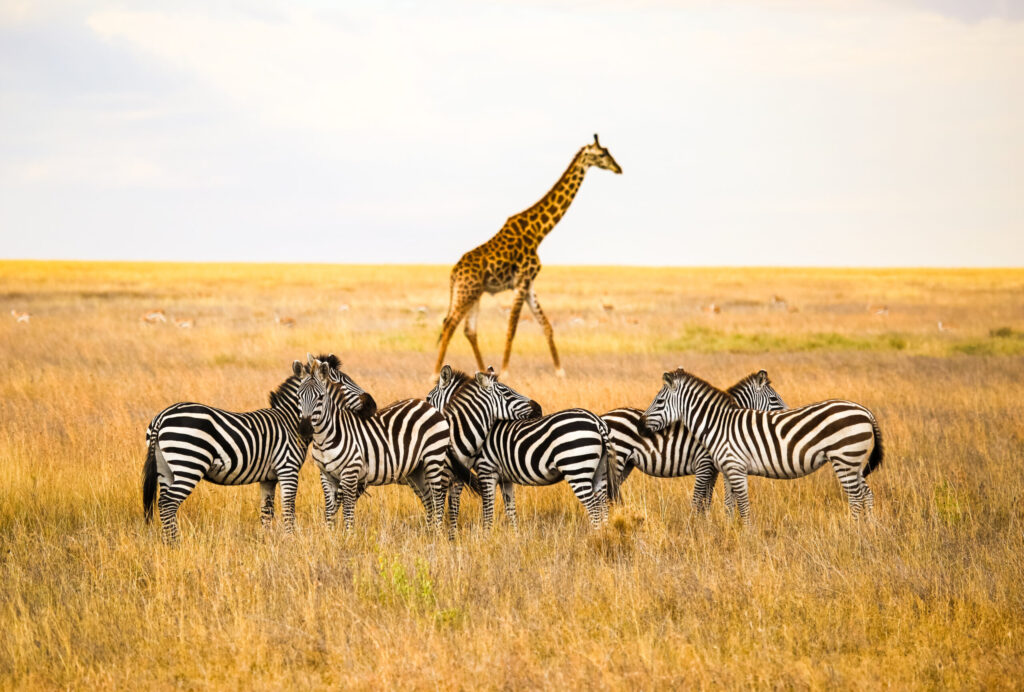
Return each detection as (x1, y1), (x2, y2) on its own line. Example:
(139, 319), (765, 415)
(142, 361), (314, 542)
(602, 369), (787, 510)
(429, 366), (619, 529)
(298, 356), (451, 531)
(641, 367), (883, 522)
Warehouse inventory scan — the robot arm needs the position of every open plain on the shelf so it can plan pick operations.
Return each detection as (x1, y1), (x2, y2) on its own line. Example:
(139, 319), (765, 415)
(1, 261), (1023, 689)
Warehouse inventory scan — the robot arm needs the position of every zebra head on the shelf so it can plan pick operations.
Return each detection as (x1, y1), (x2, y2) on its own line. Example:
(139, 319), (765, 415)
(475, 368), (542, 420)
(728, 369), (787, 411)
(427, 364), (462, 412)
(295, 360), (326, 436)
(641, 367), (735, 434)
(639, 370), (684, 433)
(312, 353), (377, 419)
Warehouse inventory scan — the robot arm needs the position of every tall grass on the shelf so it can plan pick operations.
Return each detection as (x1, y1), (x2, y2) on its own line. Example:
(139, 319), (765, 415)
(1, 262), (1022, 689)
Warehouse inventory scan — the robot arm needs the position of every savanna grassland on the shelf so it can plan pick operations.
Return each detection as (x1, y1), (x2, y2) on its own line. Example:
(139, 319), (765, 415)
(1, 261), (1023, 690)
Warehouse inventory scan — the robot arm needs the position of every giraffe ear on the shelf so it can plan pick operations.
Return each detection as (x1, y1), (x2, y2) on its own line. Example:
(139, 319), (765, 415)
(440, 365), (452, 386)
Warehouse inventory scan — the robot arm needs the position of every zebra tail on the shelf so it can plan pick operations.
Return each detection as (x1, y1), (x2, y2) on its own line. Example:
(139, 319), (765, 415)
(449, 452), (482, 496)
(600, 424), (621, 504)
(864, 417), (884, 477)
(142, 432), (158, 523)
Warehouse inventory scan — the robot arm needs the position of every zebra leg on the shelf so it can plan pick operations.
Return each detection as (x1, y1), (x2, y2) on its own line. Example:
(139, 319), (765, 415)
(338, 472), (361, 531)
(405, 470), (436, 528)
(691, 456), (718, 513)
(259, 480), (276, 528)
(567, 478), (602, 528)
(320, 472), (340, 528)
(500, 482), (519, 531)
(157, 477), (199, 543)
(425, 456), (449, 534)
(278, 469), (300, 533)
(721, 460), (751, 525)
(831, 456), (869, 519)
(480, 475), (498, 530)
(447, 480), (465, 533)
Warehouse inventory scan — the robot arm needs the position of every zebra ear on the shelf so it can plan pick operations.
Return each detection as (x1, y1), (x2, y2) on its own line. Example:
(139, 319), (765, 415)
(292, 360), (303, 378)
(663, 372), (673, 386)
(758, 369), (769, 385)
(307, 353), (317, 369)
(486, 365), (496, 376)
(475, 371), (492, 389)
(440, 365), (452, 386)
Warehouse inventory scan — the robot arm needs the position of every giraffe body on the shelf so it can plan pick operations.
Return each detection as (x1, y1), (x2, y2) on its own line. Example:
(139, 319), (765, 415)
(434, 134), (621, 380)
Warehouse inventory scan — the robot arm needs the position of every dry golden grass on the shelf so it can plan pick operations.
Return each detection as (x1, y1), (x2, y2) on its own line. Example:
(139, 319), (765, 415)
(1, 261), (1023, 690)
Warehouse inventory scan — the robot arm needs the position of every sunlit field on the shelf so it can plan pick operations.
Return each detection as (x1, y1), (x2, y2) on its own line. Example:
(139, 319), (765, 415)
(2, 261), (1023, 689)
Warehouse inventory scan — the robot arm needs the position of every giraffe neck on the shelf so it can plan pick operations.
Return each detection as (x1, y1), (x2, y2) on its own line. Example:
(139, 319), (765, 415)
(521, 148), (589, 244)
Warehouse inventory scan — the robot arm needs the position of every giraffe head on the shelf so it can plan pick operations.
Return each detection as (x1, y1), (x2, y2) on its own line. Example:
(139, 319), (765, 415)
(580, 133), (622, 174)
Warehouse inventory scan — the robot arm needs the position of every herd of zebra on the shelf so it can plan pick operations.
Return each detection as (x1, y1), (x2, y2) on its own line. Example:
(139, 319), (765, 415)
(143, 354), (884, 542)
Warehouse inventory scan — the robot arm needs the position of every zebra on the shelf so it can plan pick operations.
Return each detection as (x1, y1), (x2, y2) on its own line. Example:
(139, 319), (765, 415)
(142, 360), (318, 542)
(640, 367), (884, 522)
(428, 365), (619, 530)
(602, 369), (787, 511)
(296, 355), (452, 532)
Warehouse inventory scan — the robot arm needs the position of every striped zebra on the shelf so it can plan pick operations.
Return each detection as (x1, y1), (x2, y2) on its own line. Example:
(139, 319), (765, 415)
(602, 369), (787, 510)
(641, 368), (884, 522)
(142, 360), (318, 542)
(297, 356), (452, 531)
(428, 365), (619, 529)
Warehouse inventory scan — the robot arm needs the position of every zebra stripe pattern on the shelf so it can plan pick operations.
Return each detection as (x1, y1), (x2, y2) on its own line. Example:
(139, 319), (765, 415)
(641, 368), (883, 522)
(602, 369), (787, 510)
(429, 366), (619, 529)
(142, 360), (313, 542)
(298, 356), (451, 531)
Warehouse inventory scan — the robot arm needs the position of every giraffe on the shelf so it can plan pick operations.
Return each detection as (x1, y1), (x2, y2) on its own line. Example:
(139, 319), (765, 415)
(433, 134), (622, 381)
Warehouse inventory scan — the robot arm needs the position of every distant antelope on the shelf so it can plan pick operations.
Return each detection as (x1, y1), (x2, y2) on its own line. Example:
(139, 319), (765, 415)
(703, 303), (721, 315)
(601, 298), (615, 313)
(175, 318), (194, 329)
(141, 309), (166, 324)
(872, 305), (890, 316)
(275, 315), (296, 328)
(10, 309), (30, 323)
(937, 320), (956, 332)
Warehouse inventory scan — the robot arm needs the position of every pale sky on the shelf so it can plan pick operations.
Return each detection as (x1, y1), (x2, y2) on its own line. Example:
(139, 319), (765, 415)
(1, 0), (1022, 266)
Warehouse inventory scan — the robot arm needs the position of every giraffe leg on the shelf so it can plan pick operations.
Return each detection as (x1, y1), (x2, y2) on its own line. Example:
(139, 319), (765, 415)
(526, 284), (563, 377)
(434, 279), (481, 381)
(499, 284), (529, 378)
(462, 298), (486, 372)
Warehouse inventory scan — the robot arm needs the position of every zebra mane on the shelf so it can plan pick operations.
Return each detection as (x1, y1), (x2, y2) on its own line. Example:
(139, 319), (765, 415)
(316, 353), (342, 371)
(726, 370), (767, 398)
(268, 375), (301, 410)
(448, 368), (492, 409)
(670, 368), (737, 408)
